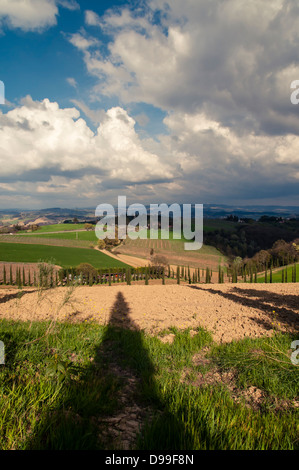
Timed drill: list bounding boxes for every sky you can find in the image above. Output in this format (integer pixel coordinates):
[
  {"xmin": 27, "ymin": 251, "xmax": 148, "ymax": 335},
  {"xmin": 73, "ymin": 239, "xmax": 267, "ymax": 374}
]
[{"xmin": 0, "ymin": 0, "xmax": 299, "ymax": 210}]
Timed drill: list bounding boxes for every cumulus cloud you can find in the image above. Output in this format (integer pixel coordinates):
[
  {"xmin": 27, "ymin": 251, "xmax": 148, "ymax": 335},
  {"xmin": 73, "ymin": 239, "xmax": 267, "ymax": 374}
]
[
  {"xmin": 1, "ymin": 0, "xmax": 299, "ymax": 206},
  {"xmin": 0, "ymin": 97, "xmax": 174, "ymax": 203},
  {"xmin": 0, "ymin": 96, "xmax": 299, "ymax": 206},
  {"xmin": 0, "ymin": 0, "xmax": 79, "ymax": 32},
  {"xmin": 78, "ymin": 0, "xmax": 299, "ymax": 137},
  {"xmin": 68, "ymin": 31, "xmax": 100, "ymax": 50},
  {"xmin": 85, "ymin": 9, "xmax": 101, "ymax": 26},
  {"xmin": 54, "ymin": 0, "xmax": 299, "ymax": 205},
  {"xmin": 0, "ymin": 0, "xmax": 58, "ymax": 31}
]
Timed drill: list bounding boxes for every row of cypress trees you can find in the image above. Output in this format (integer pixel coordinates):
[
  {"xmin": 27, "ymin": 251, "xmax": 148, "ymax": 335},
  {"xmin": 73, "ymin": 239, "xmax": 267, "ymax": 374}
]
[
  {"xmin": 0, "ymin": 265, "xmax": 58, "ymax": 288},
  {"xmin": 227, "ymin": 262, "xmax": 297, "ymax": 283},
  {"xmin": 1, "ymin": 262, "xmax": 296, "ymax": 286}
]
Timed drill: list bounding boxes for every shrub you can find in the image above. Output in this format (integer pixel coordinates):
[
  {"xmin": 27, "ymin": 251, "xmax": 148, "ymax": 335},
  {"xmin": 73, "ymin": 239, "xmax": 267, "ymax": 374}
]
[
  {"xmin": 151, "ymin": 254, "xmax": 168, "ymax": 267},
  {"xmin": 97, "ymin": 239, "xmax": 105, "ymax": 249},
  {"xmin": 75, "ymin": 263, "xmax": 98, "ymax": 279}
]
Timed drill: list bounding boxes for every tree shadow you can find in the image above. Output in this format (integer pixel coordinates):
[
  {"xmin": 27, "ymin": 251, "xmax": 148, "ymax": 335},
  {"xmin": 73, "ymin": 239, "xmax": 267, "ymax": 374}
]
[
  {"xmin": 0, "ymin": 289, "xmax": 36, "ymax": 304},
  {"xmin": 24, "ymin": 291, "xmax": 198, "ymax": 450},
  {"xmin": 187, "ymin": 285, "xmax": 299, "ymax": 333}
]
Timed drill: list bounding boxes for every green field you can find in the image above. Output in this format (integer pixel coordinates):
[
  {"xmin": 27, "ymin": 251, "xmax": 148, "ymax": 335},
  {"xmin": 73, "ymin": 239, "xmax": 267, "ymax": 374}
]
[
  {"xmin": 19, "ymin": 230, "xmax": 97, "ymax": 242},
  {"xmin": 0, "ymin": 243, "xmax": 128, "ymax": 269},
  {"xmin": 257, "ymin": 264, "xmax": 299, "ymax": 283},
  {"xmin": 33, "ymin": 223, "xmax": 86, "ymax": 233},
  {"xmin": 17, "ymin": 225, "xmax": 227, "ymax": 270},
  {"xmin": 202, "ymin": 218, "xmax": 238, "ymax": 233}
]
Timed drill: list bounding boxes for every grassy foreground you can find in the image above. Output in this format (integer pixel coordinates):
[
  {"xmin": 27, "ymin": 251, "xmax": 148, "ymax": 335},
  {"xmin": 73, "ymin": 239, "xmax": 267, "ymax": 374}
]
[{"xmin": 0, "ymin": 313, "xmax": 298, "ymax": 450}]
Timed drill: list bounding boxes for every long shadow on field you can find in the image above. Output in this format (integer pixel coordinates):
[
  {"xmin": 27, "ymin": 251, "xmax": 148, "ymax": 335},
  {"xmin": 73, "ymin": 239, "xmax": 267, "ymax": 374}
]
[
  {"xmin": 187, "ymin": 285, "xmax": 299, "ymax": 333},
  {"xmin": 0, "ymin": 290, "xmax": 36, "ymax": 304},
  {"xmin": 25, "ymin": 291, "xmax": 195, "ymax": 450}
]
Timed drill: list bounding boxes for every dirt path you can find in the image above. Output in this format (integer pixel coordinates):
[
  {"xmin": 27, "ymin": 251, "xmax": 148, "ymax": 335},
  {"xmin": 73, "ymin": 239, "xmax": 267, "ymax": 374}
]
[{"xmin": 0, "ymin": 283, "xmax": 297, "ymax": 343}]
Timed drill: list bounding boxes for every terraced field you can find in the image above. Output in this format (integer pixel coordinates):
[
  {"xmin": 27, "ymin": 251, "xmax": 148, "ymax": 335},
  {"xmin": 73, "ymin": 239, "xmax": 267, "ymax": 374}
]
[{"xmin": 115, "ymin": 236, "xmax": 227, "ymax": 270}]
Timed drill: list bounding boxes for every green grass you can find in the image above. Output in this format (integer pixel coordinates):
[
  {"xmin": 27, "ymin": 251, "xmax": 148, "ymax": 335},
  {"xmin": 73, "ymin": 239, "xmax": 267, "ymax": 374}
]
[
  {"xmin": 19, "ymin": 231, "xmax": 98, "ymax": 242},
  {"xmin": 0, "ymin": 242, "xmax": 128, "ymax": 269},
  {"xmin": 32, "ymin": 224, "xmax": 86, "ymax": 233},
  {"xmin": 257, "ymin": 264, "xmax": 299, "ymax": 283},
  {"xmin": 0, "ymin": 317, "xmax": 297, "ymax": 450},
  {"xmin": 202, "ymin": 218, "xmax": 238, "ymax": 233},
  {"xmin": 209, "ymin": 333, "xmax": 299, "ymax": 400}
]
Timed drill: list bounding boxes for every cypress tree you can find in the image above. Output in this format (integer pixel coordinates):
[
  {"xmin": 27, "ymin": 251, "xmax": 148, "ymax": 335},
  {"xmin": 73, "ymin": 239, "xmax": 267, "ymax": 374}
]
[
  {"xmin": 18, "ymin": 268, "xmax": 22, "ymax": 288},
  {"xmin": 270, "ymin": 264, "xmax": 273, "ymax": 283},
  {"xmin": 218, "ymin": 265, "xmax": 222, "ymax": 284},
  {"xmin": 177, "ymin": 266, "xmax": 180, "ymax": 284},
  {"xmin": 10, "ymin": 265, "xmax": 13, "ymax": 285},
  {"xmin": 50, "ymin": 271, "xmax": 53, "ymax": 288},
  {"xmin": 28, "ymin": 270, "xmax": 31, "ymax": 287},
  {"xmin": 3, "ymin": 265, "xmax": 6, "ymax": 285},
  {"xmin": 126, "ymin": 268, "xmax": 131, "ymax": 285}
]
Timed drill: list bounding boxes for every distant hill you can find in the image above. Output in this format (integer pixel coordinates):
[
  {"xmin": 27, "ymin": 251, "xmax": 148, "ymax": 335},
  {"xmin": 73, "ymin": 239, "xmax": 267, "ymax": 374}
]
[{"xmin": 0, "ymin": 204, "xmax": 298, "ymax": 227}]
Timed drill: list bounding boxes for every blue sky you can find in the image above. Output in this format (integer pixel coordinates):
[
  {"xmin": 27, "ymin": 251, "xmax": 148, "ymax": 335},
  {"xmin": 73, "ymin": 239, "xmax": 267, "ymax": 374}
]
[{"xmin": 0, "ymin": 0, "xmax": 299, "ymax": 209}]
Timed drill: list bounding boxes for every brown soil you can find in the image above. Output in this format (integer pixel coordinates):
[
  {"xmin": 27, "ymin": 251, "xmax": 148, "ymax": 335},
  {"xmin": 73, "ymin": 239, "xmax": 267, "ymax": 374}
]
[{"xmin": 0, "ymin": 282, "xmax": 298, "ymax": 343}]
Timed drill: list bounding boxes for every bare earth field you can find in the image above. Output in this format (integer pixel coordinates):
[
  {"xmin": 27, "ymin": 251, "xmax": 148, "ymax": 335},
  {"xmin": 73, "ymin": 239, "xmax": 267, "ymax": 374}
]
[{"xmin": 0, "ymin": 283, "xmax": 298, "ymax": 343}]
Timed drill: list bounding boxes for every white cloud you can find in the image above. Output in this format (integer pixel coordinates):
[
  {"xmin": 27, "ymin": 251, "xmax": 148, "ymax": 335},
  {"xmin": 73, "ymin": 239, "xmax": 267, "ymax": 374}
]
[
  {"xmin": 68, "ymin": 32, "xmax": 99, "ymax": 50},
  {"xmin": 85, "ymin": 9, "xmax": 101, "ymax": 26},
  {"xmin": 57, "ymin": 0, "xmax": 79, "ymax": 11},
  {"xmin": 78, "ymin": 0, "xmax": 299, "ymax": 136},
  {"xmin": 1, "ymin": 97, "xmax": 299, "ymax": 206},
  {"xmin": 0, "ymin": 0, "xmax": 79, "ymax": 32},
  {"xmin": 0, "ymin": 97, "xmax": 173, "ymax": 185},
  {"xmin": 0, "ymin": 0, "xmax": 58, "ymax": 31},
  {"xmin": 66, "ymin": 77, "xmax": 77, "ymax": 89}
]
